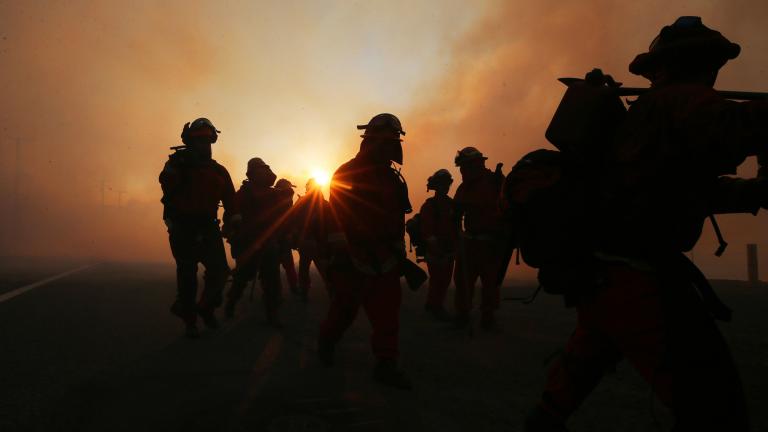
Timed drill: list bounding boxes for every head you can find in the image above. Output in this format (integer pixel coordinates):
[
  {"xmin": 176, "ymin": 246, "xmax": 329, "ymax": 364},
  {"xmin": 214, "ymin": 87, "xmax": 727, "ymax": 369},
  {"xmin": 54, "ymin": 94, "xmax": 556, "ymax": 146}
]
[
  {"xmin": 274, "ymin": 178, "xmax": 297, "ymax": 199},
  {"xmin": 427, "ymin": 169, "xmax": 453, "ymax": 196},
  {"xmin": 246, "ymin": 157, "xmax": 277, "ymax": 187},
  {"xmin": 356, "ymin": 113, "xmax": 406, "ymax": 165},
  {"xmin": 181, "ymin": 118, "xmax": 220, "ymax": 159},
  {"xmin": 306, "ymin": 178, "xmax": 319, "ymax": 194},
  {"xmin": 629, "ymin": 16, "xmax": 740, "ymax": 88},
  {"xmin": 454, "ymin": 147, "xmax": 487, "ymax": 179}
]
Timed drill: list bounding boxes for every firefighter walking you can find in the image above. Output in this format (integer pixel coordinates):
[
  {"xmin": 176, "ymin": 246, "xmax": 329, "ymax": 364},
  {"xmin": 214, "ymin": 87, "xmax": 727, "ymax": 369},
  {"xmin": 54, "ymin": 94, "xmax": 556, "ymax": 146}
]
[
  {"xmin": 453, "ymin": 147, "xmax": 506, "ymax": 332},
  {"xmin": 225, "ymin": 158, "xmax": 284, "ymax": 326},
  {"xmin": 159, "ymin": 118, "xmax": 239, "ymax": 338},
  {"xmin": 525, "ymin": 17, "xmax": 768, "ymax": 431},
  {"xmin": 419, "ymin": 169, "xmax": 458, "ymax": 321},
  {"xmin": 318, "ymin": 113, "xmax": 413, "ymax": 389}
]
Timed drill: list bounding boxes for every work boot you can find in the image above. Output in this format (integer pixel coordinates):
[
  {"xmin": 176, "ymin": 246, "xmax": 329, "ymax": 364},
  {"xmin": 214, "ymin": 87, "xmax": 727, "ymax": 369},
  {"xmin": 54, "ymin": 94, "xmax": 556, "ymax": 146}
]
[
  {"xmin": 198, "ymin": 307, "xmax": 220, "ymax": 330},
  {"xmin": 317, "ymin": 338, "xmax": 335, "ymax": 367},
  {"xmin": 373, "ymin": 359, "xmax": 413, "ymax": 390},
  {"xmin": 524, "ymin": 406, "xmax": 569, "ymax": 432}
]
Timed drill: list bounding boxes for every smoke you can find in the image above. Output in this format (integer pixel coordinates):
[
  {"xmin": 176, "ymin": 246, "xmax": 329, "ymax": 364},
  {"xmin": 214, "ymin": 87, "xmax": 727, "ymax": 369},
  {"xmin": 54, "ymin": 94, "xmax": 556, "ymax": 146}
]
[
  {"xmin": 0, "ymin": 2, "xmax": 222, "ymax": 261},
  {"xmin": 402, "ymin": 0, "xmax": 768, "ymax": 280},
  {"xmin": 1, "ymin": 0, "xmax": 765, "ymax": 280}
]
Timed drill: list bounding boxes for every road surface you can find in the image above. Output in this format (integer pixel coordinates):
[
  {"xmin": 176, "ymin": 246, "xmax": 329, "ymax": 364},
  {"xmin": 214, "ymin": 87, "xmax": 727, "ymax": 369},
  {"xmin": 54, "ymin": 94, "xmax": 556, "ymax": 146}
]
[{"xmin": 1, "ymin": 258, "xmax": 766, "ymax": 431}]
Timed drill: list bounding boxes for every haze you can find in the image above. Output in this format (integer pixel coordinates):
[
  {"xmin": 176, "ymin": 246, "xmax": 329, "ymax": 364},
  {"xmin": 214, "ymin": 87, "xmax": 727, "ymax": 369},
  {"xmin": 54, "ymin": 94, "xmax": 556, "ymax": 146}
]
[{"xmin": 1, "ymin": 0, "xmax": 766, "ymax": 280}]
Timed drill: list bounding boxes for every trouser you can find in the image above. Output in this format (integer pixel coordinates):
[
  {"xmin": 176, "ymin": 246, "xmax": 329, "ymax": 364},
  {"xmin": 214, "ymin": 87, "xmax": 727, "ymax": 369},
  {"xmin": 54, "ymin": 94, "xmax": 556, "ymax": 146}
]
[
  {"xmin": 454, "ymin": 238, "xmax": 503, "ymax": 322},
  {"xmin": 425, "ymin": 258, "xmax": 454, "ymax": 309},
  {"xmin": 319, "ymin": 268, "xmax": 402, "ymax": 360},
  {"xmin": 228, "ymin": 246, "xmax": 282, "ymax": 316},
  {"xmin": 539, "ymin": 264, "xmax": 748, "ymax": 431},
  {"xmin": 298, "ymin": 241, "xmax": 329, "ymax": 295},
  {"xmin": 168, "ymin": 221, "xmax": 230, "ymax": 324},
  {"xmin": 281, "ymin": 250, "xmax": 298, "ymax": 289}
]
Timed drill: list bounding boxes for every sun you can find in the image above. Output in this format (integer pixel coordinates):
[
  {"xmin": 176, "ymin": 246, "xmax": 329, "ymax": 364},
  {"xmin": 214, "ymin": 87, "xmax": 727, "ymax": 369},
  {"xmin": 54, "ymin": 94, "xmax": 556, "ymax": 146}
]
[{"xmin": 310, "ymin": 168, "xmax": 331, "ymax": 186}]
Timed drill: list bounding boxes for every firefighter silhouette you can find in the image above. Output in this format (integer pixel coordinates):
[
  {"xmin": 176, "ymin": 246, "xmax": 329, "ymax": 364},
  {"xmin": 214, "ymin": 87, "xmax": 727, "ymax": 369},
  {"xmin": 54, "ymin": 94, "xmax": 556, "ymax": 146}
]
[
  {"xmin": 293, "ymin": 178, "xmax": 332, "ymax": 300},
  {"xmin": 453, "ymin": 147, "xmax": 506, "ymax": 332},
  {"xmin": 159, "ymin": 118, "xmax": 239, "ymax": 338},
  {"xmin": 224, "ymin": 158, "xmax": 284, "ymax": 326},
  {"xmin": 419, "ymin": 169, "xmax": 458, "ymax": 321},
  {"xmin": 318, "ymin": 113, "xmax": 414, "ymax": 389},
  {"xmin": 274, "ymin": 178, "xmax": 300, "ymax": 294},
  {"xmin": 525, "ymin": 17, "xmax": 767, "ymax": 431}
]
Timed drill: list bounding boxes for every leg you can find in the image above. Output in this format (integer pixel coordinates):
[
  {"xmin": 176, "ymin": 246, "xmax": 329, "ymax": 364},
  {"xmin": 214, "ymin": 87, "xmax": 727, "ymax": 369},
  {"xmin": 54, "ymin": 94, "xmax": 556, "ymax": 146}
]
[
  {"xmin": 259, "ymin": 248, "xmax": 283, "ymax": 324},
  {"xmin": 594, "ymin": 266, "xmax": 748, "ymax": 431},
  {"xmin": 478, "ymin": 245, "xmax": 503, "ymax": 327},
  {"xmin": 199, "ymin": 227, "xmax": 230, "ymax": 312},
  {"xmin": 454, "ymin": 245, "xmax": 480, "ymax": 323},
  {"xmin": 281, "ymin": 250, "xmax": 298, "ymax": 292},
  {"xmin": 538, "ymin": 325, "xmax": 621, "ymax": 421},
  {"xmin": 361, "ymin": 271, "xmax": 402, "ymax": 360},
  {"xmin": 168, "ymin": 229, "xmax": 200, "ymax": 325},
  {"xmin": 298, "ymin": 248, "xmax": 312, "ymax": 297},
  {"xmin": 226, "ymin": 256, "xmax": 259, "ymax": 317},
  {"xmin": 319, "ymin": 270, "xmax": 363, "ymax": 347}
]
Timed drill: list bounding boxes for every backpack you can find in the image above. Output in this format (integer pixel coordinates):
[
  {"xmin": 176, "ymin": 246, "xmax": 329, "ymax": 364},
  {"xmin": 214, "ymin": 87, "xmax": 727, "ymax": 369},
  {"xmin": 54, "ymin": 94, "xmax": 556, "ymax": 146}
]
[{"xmin": 405, "ymin": 213, "xmax": 425, "ymax": 259}]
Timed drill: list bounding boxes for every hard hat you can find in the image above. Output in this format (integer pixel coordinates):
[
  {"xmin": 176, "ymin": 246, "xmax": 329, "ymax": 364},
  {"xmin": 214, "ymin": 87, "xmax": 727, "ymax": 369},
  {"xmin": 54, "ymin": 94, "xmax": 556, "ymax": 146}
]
[
  {"xmin": 247, "ymin": 157, "xmax": 269, "ymax": 171},
  {"xmin": 427, "ymin": 169, "xmax": 453, "ymax": 191},
  {"xmin": 357, "ymin": 113, "xmax": 406, "ymax": 140},
  {"xmin": 275, "ymin": 178, "xmax": 297, "ymax": 190},
  {"xmin": 454, "ymin": 147, "xmax": 487, "ymax": 167},
  {"xmin": 629, "ymin": 16, "xmax": 740, "ymax": 79},
  {"xmin": 181, "ymin": 117, "xmax": 220, "ymax": 145}
]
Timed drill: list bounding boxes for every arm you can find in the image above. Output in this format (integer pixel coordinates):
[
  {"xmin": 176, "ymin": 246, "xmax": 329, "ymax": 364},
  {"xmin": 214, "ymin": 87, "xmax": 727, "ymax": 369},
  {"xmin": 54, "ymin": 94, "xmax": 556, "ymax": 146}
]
[
  {"xmin": 709, "ymin": 176, "xmax": 768, "ymax": 215},
  {"xmin": 219, "ymin": 167, "xmax": 239, "ymax": 223}
]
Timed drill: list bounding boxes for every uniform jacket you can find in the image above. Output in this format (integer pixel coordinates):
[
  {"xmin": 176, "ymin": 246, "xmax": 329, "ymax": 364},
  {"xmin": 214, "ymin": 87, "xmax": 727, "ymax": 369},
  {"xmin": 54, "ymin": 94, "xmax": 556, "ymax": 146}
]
[
  {"xmin": 600, "ymin": 83, "xmax": 768, "ymax": 255},
  {"xmin": 159, "ymin": 150, "xmax": 237, "ymax": 223},
  {"xmin": 454, "ymin": 168, "xmax": 504, "ymax": 235},
  {"xmin": 419, "ymin": 195, "xmax": 458, "ymax": 254}
]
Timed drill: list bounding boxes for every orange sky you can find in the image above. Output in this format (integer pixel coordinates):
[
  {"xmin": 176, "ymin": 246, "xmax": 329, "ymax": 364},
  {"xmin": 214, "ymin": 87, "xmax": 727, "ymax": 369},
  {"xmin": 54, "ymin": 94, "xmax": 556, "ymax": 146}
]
[{"xmin": 0, "ymin": 0, "xmax": 766, "ymax": 280}]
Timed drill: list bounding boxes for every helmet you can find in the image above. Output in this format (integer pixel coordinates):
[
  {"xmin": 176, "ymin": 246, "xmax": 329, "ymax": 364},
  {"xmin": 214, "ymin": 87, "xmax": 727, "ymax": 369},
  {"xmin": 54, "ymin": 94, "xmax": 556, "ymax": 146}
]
[
  {"xmin": 357, "ymin": 113, "xmax": 406, "ymax": 140},
  {"xmin": 629, "ymin": 16, "xmax": 740, "ymax": 79},
  {"xmin": 427, "ymin": 169, "xmax": 453, "ymax": 191},
  {"xmin": 247, "ymin": 157, "xmax": 269, "ymax": 171},
  {"xmin": 181, "ymin": 117, "xmax": 220, "ymax": 145},
  {"xmin": 454, "ymin": 147, "xmax": 487, "ymax": 167},
  {"xmin": 306, "ymin": 178, "xmax": 318, "ymax": 191},
  {"xmin": 246, "ymin": 157, "xmax": 276, "ymax": 187},
  {"xmin": 275, "ymin": 178, "xmax": 297, "ymax": 190}
]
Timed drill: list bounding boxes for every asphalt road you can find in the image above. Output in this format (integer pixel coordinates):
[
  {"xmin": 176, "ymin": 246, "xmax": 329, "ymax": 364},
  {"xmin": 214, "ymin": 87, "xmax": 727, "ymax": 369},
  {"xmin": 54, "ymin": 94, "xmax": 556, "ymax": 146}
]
[{"xmin": 1, "ymin": 258, "xmax": 766, "ymax": 432}]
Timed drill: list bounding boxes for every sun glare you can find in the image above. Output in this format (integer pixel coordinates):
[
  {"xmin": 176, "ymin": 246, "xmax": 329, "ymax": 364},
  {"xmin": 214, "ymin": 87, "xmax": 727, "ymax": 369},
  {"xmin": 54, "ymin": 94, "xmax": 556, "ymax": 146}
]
[{"xmin": 311, "ymin": 169, "xmax": 331, "ymax": 186}]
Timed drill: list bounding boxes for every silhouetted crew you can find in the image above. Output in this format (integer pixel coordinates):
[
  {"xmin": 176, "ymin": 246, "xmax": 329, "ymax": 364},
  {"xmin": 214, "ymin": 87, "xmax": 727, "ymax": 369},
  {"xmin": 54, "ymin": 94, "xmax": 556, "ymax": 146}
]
[
  {"xmin": 525, "ymin": 17, "xmax": 768, "ymax": 432},
  {"xmin": 225, "ymin": 158, "xmax": 283, "ymax": 326},
  {"xmin": 294, "ymin": 178, "xmax": 331, "ymax": 300},
  {"xmin": 318, "ymin": 113, "xmax": 413, "ymax": 389},
  {"xmin": 159, "ymin": 118, "xmax": 239, "ymax": 338},
  {"xmin": 419, "ymin": 169, "xmax": 458, "ymax": 321},
  {"xmin": 274, "ymin": 178, "xmax": 300, "ymax": 294},
  {"xmin": 453, "ymin": 147, "xmax": 505, "ymax": 331}
]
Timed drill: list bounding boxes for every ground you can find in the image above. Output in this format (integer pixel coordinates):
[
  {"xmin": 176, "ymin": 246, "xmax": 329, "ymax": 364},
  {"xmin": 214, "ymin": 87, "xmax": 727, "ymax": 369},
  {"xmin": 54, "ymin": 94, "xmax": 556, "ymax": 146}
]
[{"xmin": 0, "ymin": 257, "xmax": 766, "ymax": 432}]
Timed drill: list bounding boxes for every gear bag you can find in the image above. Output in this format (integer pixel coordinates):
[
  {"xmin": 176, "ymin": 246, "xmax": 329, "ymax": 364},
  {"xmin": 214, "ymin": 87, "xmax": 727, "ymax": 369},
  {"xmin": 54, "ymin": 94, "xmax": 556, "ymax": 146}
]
[{"xmin": 405, "ymin": 213, "xmax": 425, "ymax": 259}]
